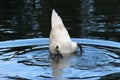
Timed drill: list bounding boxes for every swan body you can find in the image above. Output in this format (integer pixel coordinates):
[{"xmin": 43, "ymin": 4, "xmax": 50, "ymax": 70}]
[{"xmin": 49, "ymin": 9, "xmax": 82, "ymax": 55}]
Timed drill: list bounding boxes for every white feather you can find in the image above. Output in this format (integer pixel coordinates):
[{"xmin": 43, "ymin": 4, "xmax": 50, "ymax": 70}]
[
  {"xmin": 49, "ymin": 9, "xmax": 77, "ymax": 54},
  {"xmin": 51, "ymin": 9, "xmax": 63, "ymax": 28}
]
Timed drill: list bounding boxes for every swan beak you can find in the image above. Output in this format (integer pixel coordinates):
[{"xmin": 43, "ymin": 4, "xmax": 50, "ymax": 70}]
[{"xmin": 77, "ymin": 43, "xmax": 83, "ymax": 55}]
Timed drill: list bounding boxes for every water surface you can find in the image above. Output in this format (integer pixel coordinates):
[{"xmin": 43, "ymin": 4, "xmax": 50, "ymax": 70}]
[
  {"xmin": 0, "ymin": 38, "xmax": 120, "ymax": 80},
  {"xmin": 0, "ymin": 1, "xmax": 120, "ymax": 79},
  {"xmin": 0, "ymin": 0, "xmax": 120, "ymax": 41}
]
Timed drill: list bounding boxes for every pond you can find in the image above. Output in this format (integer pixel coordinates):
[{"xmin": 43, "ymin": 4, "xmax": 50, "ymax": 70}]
[
  {"xmin": 0, "ymin": 38, "xmax": 120, "ymax": 80},
  {"xmin": 0, "ymin": 0, "xmax": 120, "ymax": 80},
  {"xmin": 0, "ymin": 0, "xmax": 120, "ymax": 41}
]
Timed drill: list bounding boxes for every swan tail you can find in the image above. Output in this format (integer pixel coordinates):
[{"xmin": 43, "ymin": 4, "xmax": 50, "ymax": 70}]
[{"xmin": 51, "ymin": 9, "xmax": 64, "ymax": 28}]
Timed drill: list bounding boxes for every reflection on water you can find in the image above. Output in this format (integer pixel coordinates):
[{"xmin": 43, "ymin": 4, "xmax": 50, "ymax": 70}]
[
  {"xmin": 0, "ymin": 38, "xmax": 120, "ymax": 80},
  {"xmin": 51, "ymin": 54, "xmax": 78, "ymax": 79},
  {"xmin": 0, "ymin": 0, "xmax": 120, "ymax": 41}
]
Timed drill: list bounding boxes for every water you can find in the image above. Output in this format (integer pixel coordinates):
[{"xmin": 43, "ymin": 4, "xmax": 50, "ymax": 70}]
[
  {"xmin": 0, "ymin": 0, "xmax": 120, "ymax": 80},
  {"xmin": 0, "ymin": 38, "xmax": 120, "ymax": 80},
  {"xmin": 0, "ymin": 0, "xmax": 120, "ymax": 41}
]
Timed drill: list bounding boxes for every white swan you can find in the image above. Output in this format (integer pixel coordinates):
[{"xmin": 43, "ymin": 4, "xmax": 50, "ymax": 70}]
[{"xmin": 49, "ymin": 9, "xmax": 82, "ymax": 57}]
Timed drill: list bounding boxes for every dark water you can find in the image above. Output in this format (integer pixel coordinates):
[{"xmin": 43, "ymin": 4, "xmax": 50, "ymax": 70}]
[
  {"xmin": 0, "ymin": 38, "xmax": 120, "ymax": 80},
  {"xmin": 0, "ymin": 0, "xmax": 120, "ymax": 80},
  {"xmin": 0, "ymin": 0, "xmax": 120, "ymax": 41}
]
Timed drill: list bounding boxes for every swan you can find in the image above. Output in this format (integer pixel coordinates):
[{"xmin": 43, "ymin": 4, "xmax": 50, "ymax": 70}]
[{"xmin": 49, "ymin": 9, "xmax": 82, "ymax": 58}]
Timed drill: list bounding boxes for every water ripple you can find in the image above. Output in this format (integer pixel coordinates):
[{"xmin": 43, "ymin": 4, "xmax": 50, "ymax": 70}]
[{"xmin": 0, "ymin": 38, "xmax": 120, "ymax": 80}]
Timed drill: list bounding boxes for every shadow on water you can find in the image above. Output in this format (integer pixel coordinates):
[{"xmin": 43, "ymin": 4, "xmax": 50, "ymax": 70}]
[{"xmin": 0, "ymin": 38, "xmax": 120, "ymax": 80}]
